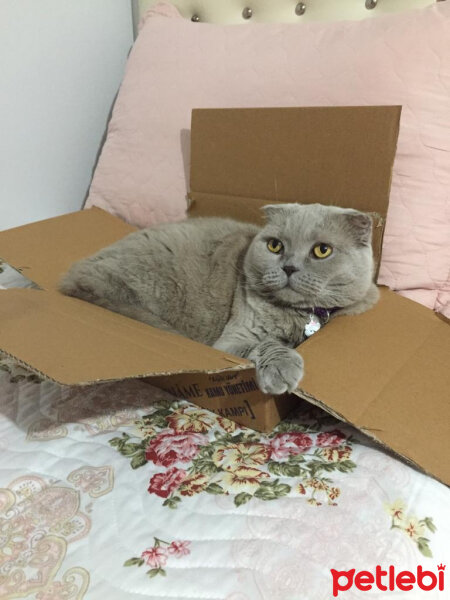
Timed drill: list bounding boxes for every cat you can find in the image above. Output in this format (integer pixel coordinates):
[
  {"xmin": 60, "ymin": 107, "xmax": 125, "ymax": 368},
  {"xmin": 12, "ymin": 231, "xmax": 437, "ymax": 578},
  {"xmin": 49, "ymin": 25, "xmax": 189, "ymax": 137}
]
[{"xmin": 59, "ymin": 203, "xmax": 379, "ymax": 395}]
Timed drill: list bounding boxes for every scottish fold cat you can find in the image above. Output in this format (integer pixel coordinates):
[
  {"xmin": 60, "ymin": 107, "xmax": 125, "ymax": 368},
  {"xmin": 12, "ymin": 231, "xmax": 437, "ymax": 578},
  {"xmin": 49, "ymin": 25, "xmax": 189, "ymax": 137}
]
[{"xmin": 60, "ymin": 203, "xmax": 378, "ymax": 395}]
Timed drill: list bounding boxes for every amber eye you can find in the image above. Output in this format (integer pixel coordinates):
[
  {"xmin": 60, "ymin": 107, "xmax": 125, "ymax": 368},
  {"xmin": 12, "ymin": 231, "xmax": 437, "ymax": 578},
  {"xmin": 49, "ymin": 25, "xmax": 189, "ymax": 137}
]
[
  {"xmin": 312, "ymin": 243, "xmax": 333, "ymax": 259},
  {"xmin": 267, "ymin": 239, "xmax": 284, "ymax": 254}
]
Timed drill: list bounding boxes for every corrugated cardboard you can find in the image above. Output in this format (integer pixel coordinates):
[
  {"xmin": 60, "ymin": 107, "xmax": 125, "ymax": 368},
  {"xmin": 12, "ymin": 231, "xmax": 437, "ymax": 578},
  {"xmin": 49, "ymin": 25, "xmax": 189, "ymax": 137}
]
[
  {"xmin": 297, "ymin": 287, "xmax": 449, "ymax": 483},
  {"xmin": 0, "ymin": 106, "xmax": 448, "ymax": 485},
  {"xmin": 151, "ymin": 371, "xmax": 299, "ymax": 429},
  {"xmin": 189, "ymin": 106, "xmax": 398, "ymax": 276}
]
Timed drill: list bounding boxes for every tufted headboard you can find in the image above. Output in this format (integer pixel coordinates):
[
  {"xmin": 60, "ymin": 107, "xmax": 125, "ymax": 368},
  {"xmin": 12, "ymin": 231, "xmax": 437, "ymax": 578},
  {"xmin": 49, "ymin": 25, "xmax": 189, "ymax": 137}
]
[{"xmin": 132, "ymin": 0, "xmax": 442, "ymax": 32}]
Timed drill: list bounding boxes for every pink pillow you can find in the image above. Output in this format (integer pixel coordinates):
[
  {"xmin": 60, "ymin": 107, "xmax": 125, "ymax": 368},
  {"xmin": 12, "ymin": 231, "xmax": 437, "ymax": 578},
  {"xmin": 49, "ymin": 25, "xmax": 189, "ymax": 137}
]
[{"xmin": 86, "ymin": 2, "xmax": 450, "ymax": 317}]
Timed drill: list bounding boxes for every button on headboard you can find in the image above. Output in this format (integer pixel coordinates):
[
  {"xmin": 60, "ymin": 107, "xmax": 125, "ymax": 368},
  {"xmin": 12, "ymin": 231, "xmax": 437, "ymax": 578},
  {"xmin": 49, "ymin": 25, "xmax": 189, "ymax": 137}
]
[{"xmin": 133, "ymin": 0, "xmax": 441, "ymax": 31}]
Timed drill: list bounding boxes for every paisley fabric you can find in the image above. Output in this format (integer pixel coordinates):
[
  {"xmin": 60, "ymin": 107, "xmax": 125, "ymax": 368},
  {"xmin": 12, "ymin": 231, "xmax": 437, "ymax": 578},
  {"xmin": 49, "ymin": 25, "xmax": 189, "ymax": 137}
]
[{"xmin": 0, "ymin": 361, "xmax": 448, "ymax": 598}]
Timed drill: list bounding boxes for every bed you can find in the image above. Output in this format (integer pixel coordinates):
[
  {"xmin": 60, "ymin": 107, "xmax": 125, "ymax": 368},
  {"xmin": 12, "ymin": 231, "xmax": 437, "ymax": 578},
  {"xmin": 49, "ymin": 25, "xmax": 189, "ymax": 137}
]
[{"xmin": 1, "ymin": 1, "xmax": 449, "ymax": 599}]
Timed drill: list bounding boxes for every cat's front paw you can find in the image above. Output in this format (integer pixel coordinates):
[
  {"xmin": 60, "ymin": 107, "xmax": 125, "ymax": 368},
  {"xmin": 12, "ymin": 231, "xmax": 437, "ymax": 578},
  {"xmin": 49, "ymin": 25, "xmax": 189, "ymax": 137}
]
[{"xmin": 256, "ymin": 350, "xmax": 304, "ymax": 395}]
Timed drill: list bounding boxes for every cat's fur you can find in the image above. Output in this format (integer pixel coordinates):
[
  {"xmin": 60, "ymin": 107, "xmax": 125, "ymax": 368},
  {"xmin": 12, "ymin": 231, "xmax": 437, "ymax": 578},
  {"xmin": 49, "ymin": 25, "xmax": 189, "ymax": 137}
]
[{"xmin": 60, "ymin": 203, "xmax": 379, "ymax": 395}]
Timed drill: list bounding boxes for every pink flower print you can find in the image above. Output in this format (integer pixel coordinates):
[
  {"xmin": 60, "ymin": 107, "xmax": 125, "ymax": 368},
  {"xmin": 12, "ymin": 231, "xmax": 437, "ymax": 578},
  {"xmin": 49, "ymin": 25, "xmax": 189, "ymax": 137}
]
[
  {"xmin": 126, "ymin": 537, "xmax": 193, "ymax": 578},
  {"xmin": 168, "ymin": 540, "xmax": 191, "ymax": 557},
  {"xmin": 148, "ymin": 467, "xmax": 187, "ymax": 498},
  {"xmin": 145, "ymin": 431, "xmax": 208, "ymax": 467},
  {"xmin": 316, "ymin": 429, "xmax": 347, "ymax": 448},
  {"xmin": 270, "ymin": 432, "xmax": 313, "ymax": 459},
  {"xmin": 141, "ymin": 546, "xmax": 168, "ymax": 568}
]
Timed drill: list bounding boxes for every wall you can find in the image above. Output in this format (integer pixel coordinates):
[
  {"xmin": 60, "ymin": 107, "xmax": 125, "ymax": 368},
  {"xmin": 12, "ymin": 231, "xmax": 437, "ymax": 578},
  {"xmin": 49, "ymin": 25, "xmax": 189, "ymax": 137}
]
[{"xmin": 0, "ymin": 0, "xmax": 134, "ymax": 230}]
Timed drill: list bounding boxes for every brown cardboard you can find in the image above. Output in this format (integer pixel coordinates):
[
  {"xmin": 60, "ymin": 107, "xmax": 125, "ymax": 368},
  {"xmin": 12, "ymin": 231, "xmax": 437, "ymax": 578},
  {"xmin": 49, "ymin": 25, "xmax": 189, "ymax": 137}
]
[
  {"xmin": 0, "ymin": 287, "xmax": 251, "ymax": 385},
  {"xmin": 151, "ymin": 371, "xmax": 299, "ymax": 431},
  {"xmin": 0, "ymin": 208, "xmax": 136, "ymax": 291},
  {"xmin": 0, "ymin": 106, "xmax": 448, "ymax": 485},
  {"xmin": 189, "ymin": 106, "xmax": 400, "ymax": 274},
  {"xmin": 296, "ymin": 287, "xmax": 450, "ymax": 483},
  {"xmin": 190, "ymin": 107, "xmax": 399, "ymax": 216}
]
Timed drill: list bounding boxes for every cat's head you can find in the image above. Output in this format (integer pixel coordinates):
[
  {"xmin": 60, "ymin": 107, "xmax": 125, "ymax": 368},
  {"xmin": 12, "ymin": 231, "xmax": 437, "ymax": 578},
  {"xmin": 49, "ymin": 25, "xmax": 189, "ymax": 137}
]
[{"xmin": 244, "ymin": 203, "xmax": 375, "ymax": 309}]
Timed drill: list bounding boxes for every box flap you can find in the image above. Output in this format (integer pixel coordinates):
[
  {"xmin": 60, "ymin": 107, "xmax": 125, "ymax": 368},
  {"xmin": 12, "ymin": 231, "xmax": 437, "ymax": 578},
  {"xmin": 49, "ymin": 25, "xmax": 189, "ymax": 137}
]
[
  {"xmin": 190, "ymin": 106, "xmax": 400, "ymax": 215},
  {"xmin": 0, "ymin": 207, "xmax": 136, "ymax": 290},
  {"xmin": 0, "ymin": 288, "xmax": 251, "ymax": 385},
  {"xmin": 189, "ymin": 106, "xmax": 400, "ymax": 267},
  {"xmin": 295, "ymin": 288, "xmax": 450, "ymax": 485}
]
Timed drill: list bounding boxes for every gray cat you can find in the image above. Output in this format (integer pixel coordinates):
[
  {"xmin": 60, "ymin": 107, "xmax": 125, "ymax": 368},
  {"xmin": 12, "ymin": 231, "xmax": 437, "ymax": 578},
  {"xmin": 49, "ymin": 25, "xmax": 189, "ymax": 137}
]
[{"xmin": 60, "ymin": 203, "xmax": 378, "ymax": 395}]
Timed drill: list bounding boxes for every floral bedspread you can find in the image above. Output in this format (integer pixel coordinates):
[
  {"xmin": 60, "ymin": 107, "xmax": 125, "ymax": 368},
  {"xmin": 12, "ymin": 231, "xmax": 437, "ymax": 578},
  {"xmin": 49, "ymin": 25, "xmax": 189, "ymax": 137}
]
[{"xmin": 0, "ymin": 264, "xmax": 449, "ymax": 599}]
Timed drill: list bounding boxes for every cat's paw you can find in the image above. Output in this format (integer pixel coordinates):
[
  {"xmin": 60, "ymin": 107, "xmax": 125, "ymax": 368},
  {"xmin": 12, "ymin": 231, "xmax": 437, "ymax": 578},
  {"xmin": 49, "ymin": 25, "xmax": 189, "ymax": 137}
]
[{"xmin": 256, "ymin": 350, "xmax": 304, "ymax": 395}]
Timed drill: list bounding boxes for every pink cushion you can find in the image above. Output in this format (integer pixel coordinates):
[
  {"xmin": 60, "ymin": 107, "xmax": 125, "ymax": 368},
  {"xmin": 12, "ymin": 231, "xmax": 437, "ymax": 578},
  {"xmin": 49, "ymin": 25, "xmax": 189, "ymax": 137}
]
[{"xmin": 86, "ymin": 2, "xmax": 450, "ymax": 317}]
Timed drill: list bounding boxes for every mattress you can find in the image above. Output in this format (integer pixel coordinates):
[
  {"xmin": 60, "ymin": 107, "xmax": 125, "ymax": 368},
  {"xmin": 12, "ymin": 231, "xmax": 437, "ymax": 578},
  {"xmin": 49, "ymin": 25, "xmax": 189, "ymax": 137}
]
[{"xmin": 0, "ymin": 263, "xmax": 448, "ymax": 599}]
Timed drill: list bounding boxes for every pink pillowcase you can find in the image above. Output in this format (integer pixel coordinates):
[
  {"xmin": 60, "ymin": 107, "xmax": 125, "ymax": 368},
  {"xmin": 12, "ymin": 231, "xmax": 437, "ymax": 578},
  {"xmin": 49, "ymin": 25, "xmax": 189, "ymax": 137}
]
[{"xmin": 86, "ymin": 2, "xmax": 450, "ymax": 317}]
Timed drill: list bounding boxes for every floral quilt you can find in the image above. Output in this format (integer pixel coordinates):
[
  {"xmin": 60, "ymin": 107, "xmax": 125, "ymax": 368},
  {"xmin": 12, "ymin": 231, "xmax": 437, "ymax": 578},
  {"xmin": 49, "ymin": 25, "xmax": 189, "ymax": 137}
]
[{"xmin": 0, "ymin": 264, "xmax": 449, "ymax": 599}]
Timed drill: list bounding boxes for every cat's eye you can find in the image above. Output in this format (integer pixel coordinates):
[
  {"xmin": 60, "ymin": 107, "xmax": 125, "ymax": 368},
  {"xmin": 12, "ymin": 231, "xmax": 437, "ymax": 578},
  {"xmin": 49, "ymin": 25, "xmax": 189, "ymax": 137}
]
[
  {"xmin": 312, "ymin": 243, "xmax": 333, "ymax": 259},
  {"xmin": 267, "ymin": 239, "xmax": 284, "ymax": 254}
]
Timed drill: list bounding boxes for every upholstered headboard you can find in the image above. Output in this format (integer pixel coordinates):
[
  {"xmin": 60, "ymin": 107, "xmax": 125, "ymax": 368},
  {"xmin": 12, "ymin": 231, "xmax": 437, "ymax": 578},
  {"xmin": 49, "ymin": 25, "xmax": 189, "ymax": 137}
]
[{"xmin": 133, "ymin": 0, "xmax": 441, "ymax": 32}]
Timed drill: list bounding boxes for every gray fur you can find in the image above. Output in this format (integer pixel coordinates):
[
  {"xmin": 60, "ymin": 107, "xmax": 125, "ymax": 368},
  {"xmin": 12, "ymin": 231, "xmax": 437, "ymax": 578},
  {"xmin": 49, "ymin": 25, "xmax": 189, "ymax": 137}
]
[{"xmin": 60, "ymin": 203, "xmax": 379, "ymax": 394}]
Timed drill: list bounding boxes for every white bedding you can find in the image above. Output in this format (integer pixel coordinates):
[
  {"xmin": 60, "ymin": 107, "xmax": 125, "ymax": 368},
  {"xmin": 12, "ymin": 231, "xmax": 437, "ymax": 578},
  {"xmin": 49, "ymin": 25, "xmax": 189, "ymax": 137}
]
[{"xmin": 0, "ymin": 265, "xmax": 449, "ymax": 599}]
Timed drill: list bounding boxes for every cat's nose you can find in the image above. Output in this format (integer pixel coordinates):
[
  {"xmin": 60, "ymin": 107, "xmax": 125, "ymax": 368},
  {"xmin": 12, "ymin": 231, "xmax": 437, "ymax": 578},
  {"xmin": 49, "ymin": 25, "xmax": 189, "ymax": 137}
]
[{"xmin": 283, "ymin": 265, "xmax": 298, "ymax": 277}]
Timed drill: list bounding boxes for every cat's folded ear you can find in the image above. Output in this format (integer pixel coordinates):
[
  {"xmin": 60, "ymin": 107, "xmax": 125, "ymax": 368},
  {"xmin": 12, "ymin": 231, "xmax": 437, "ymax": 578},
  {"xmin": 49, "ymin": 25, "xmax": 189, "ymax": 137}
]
[{"xmin": 342, "ymin": 210, "xmax": 373, "ymax": 247}]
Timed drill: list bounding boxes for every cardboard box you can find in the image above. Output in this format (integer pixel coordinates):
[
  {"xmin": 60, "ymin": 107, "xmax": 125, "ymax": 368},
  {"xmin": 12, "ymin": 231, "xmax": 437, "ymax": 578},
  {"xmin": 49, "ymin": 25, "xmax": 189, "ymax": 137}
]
[{"xmin": 0, "ymin": 107, "xmax": 448, "ymax": 486}]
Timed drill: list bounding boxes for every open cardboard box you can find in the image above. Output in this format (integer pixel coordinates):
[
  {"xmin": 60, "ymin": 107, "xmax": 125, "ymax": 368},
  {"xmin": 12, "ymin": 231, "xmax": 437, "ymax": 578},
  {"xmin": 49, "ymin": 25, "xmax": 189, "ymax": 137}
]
[{"xmin": 0, "ymin": 107, "xmax": 448, "ymax": 485}]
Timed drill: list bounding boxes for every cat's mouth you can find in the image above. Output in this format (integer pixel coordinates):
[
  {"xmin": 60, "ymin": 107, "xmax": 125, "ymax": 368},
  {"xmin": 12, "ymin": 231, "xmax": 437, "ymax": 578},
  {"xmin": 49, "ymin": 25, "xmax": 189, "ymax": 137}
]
[
  {"xmin": 277, "ymin": 282, "xmax": 319, "ymax": 306},
  {"xmin": 286, "ymin": 277, "xmax": 321, "ymax": 298},
  {"xmin": 255, "ymin": 271, "xmax": 325, "ymax": 306}
]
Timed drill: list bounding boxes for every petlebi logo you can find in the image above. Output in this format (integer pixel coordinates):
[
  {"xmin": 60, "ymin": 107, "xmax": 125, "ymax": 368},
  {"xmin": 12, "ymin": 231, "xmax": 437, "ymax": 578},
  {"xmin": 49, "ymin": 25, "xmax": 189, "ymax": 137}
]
[{"xmin": 330, "ymin": 564, "xmax": 445, "ymax": 597}]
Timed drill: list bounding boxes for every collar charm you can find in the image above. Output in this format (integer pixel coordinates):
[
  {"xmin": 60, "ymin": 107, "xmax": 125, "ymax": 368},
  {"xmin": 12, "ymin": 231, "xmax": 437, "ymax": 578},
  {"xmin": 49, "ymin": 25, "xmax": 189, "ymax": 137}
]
[{"xmin": 304, "ymin": 313, "xmax": 322, "ymax": 337}]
